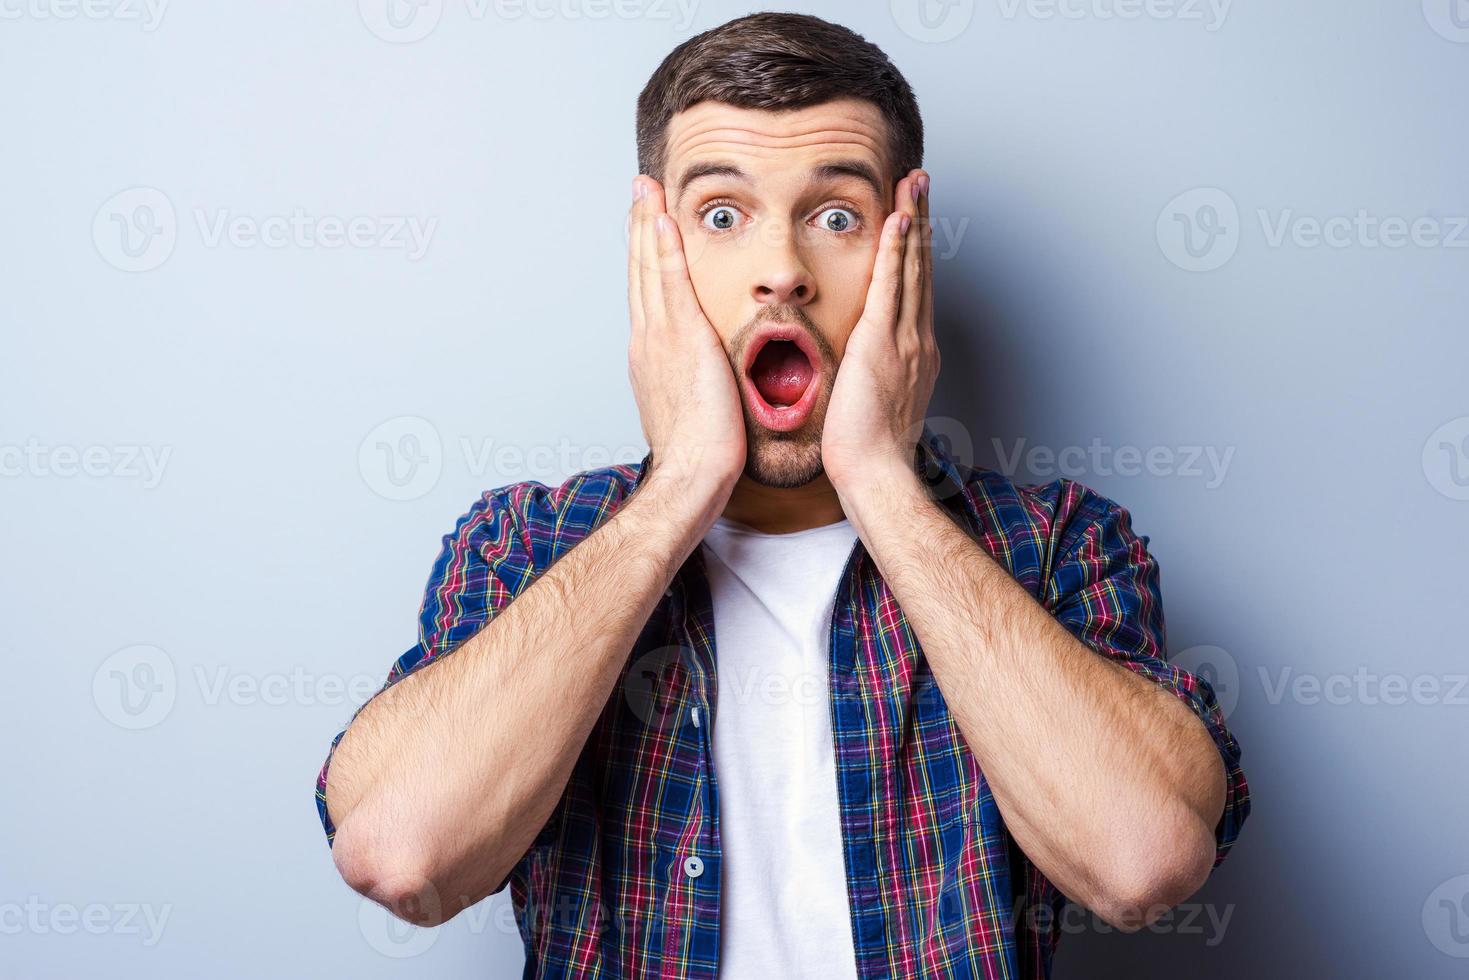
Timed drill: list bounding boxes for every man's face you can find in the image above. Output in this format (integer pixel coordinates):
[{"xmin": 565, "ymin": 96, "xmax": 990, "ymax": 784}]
[{"xmin": 661, "ymin": 97, "xmax": 894, "ymax": 489}]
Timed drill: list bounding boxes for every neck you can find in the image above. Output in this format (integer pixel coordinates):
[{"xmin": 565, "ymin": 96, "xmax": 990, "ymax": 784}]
[{"xmin": 720, "ymin": 472, "xmax": 848, "ymax": 534}]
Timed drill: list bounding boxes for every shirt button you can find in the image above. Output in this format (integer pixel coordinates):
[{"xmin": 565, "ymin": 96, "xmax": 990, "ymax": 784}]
[
  {"xmin": 682, "ymin": 856, "xmax": 704, "ymax": 879},
  {"xmin": 691, "ymin": 706, "xmax": 701, "ymax": 728}
]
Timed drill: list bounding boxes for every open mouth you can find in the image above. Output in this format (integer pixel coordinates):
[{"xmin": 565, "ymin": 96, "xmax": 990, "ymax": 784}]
[
  {"xmin": 747, "ymin": 339, "xmax": 814, "ymax": 408},
  {"xmin": 740, "ymin": 326, "xmax": 822, "ymax": 432}
]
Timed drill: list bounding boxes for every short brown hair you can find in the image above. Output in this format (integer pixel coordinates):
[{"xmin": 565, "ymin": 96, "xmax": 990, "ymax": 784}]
[{"xmin": 636, "ymin": 12, "xmax": 923, "ymax": 186}]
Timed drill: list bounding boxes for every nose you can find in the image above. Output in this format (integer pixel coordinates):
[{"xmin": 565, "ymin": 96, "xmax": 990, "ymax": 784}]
[{"xmin": 750, "ymin": 221, "xmax": 815, "ymax": 308}]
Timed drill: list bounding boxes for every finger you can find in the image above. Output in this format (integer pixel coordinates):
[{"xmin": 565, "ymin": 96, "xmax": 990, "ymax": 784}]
[
  {"xmin": 862, "ymin": 207, "xmax": 910, "ymax": 331},
  {"xmin": 629, "ymin": 176, "xmax": 648, "ymax": 339},
  {"xmin": 898, "ymin": 171, "xmax": 924, "ymax": 333},
  {"xmin": 919, "ymin": 172, "xmax": 934, "ymax": 339},
  {"xmin": 642, "ymin": 178, "xmax": 706, "ymax": 339},
  {"xmin": 653, "ymin": 212, "xmax": 705, "ymax": 333},
  {"xmin": 638, "ymin": 177, "xmax": 665, "ymax": 338}
]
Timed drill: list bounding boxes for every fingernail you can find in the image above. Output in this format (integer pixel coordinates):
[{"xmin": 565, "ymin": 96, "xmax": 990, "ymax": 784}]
[
  {"xmin": 655, "ymin": 214, "xmax": 670, "ymax": 234},
  {"xmin": 899, "ymin": 213, "xmax": 912, "ymax": 234},
  {"xmin": 918, "ymin": 174, "xmax": 930, "ymax": 197},
  {"xmin": 910, "ymin": 180, "xmax": 920, "ymax": 203}
]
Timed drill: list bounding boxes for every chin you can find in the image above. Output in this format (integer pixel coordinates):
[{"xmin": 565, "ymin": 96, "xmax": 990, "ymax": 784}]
[{"xmin": 742, "ymin": 417, "xmax": 827, "ymax": 489}]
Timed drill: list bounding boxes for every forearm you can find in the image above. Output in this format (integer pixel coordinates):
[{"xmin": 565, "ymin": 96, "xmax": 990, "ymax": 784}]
[
  {"xmin": 327, "ymin": 468, "xmax": 726, "ymax": 922},
  {"xmin": 839, "ymin": 467, "xmax": 1224, "ymax": 928}
]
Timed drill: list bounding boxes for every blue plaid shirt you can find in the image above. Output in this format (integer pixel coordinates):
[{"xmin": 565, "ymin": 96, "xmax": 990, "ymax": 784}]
[{"xmin": 318, "ymin": 423, "xmax": 1249, "ymax": 978}]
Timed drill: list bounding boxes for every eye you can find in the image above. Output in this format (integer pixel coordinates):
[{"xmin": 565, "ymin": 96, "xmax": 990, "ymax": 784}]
[
  {"xmin": 701, "ymin": 205, "xmax": 740, "ymax": 232},
  {"xmin": 815, "ymin": 207, "xmax": 858, "ymax": 233}
]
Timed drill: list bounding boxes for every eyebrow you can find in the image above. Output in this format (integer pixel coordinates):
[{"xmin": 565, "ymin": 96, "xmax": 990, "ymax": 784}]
[{"xmin": 674, "ymin": 159, "xmax": 885, "ymax": 200}]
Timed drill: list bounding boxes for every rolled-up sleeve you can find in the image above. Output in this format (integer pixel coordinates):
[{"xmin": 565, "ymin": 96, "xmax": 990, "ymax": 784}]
[
  {"xmin": 314, "ymin": 486, "xmax": 539, "ymax": 848},
  {"xmin": 1041, "ymin": 480, "xmax": 1250, "ymax": 869}
]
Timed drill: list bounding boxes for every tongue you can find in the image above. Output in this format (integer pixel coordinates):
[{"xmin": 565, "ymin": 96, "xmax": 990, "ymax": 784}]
[{"xmin": 750, "ymin": 340, "xmax": 813, "ymax": 408}]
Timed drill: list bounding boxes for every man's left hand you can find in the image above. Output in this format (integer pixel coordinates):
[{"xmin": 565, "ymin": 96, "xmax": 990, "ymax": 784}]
[{"xmin": 821, "ymin": 168, "xmax": 940, "ymax": 499}]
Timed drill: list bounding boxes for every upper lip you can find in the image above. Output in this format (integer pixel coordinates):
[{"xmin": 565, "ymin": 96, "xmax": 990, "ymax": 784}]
[{"xmin": 740, "ymin": 320, "xmax": 823, "ymax": 381}]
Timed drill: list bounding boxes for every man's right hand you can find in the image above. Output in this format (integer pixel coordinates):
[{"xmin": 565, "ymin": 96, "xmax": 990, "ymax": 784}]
[{"xmin": 627, "ymin": 175, "xmax": 746, "ymax": 499}]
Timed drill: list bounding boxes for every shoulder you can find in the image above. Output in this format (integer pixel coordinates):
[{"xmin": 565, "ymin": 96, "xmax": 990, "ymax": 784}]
[
  {"xmin": 438, "ymin": 458, "xmax": 647, "ymax": 571},
  {"xmin": 952, "ymin": 465, "xmax": 1151, "ymax": 587}
]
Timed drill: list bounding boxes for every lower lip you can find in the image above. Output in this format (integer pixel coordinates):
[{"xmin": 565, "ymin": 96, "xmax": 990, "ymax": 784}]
[{"xmin": 742, "ymin": 368, "xmax": 820, "ymax": 432}]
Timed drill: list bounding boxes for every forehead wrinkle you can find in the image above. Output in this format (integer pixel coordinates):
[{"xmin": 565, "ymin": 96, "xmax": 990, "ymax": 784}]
[
  {"xmin": 664, "ymin": 100, "xmax": 889, "ymax": 172},
  {"xmin": 668, "ymin": 126, "xmax": 884, "ymax": 162}
]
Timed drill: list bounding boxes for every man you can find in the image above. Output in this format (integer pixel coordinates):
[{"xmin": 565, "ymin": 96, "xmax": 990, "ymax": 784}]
[{"xmin": 316, "ymin": 12, "xmax": 1249, "ymax": 978}]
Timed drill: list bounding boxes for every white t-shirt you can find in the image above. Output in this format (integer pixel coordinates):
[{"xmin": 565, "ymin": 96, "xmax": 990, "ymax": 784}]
[{"xmin": 699, "ymin": 514, "xmax": 862, "ymax": 980}]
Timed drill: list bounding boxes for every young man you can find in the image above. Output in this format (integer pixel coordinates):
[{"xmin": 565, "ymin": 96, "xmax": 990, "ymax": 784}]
[{"xmin": 316, "ymin": 12, "xmax": 1249, "ymax": 978}]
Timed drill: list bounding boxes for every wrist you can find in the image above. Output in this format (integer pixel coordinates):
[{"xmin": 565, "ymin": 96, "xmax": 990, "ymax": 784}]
[
  {"xmin": 636, "ymin": 461, "xmax": 736, "ymax": 532},
  {"xmin": 834, "ymin": 457, "xmax": 927, "ymax": 537}
]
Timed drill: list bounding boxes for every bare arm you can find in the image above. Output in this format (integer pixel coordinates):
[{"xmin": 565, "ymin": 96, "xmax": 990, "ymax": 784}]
[
  {"xmin": 821, "ymin": 169, "xmax": 1231, "ymax": 932},
  {"xmin": 326, "ymin": 466, "xmax": 726, "ymax": 926},
  {"xmin": 325, "ymin": 173, "xmax": 745, "ymax": 927},
  {"xmin": 839, "ymin": 468, "xmax": 1226, "ymax": 932}
]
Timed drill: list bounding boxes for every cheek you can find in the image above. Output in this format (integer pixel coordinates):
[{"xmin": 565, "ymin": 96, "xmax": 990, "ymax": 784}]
[
  {"xmin": 682, "ymin": 237, "xmax": 751, "ymax": 344},
  {"xmin": 813, "ymin": 246, "xmax": 879, "ymax": 342}
]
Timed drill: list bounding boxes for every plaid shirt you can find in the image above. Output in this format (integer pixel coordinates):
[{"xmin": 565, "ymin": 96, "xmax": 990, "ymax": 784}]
[{"xmin": 316, "ymin": 423, "xmax": 1249, "ymax": 979}]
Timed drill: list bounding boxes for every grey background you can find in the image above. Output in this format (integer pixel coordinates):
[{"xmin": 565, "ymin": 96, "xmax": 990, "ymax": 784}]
[{"xmin": 2, "ymin": 0, "xmax": 1466, "ymax": 976}]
